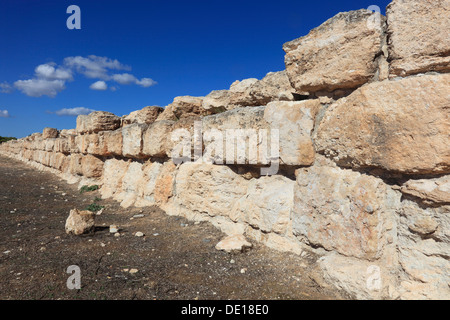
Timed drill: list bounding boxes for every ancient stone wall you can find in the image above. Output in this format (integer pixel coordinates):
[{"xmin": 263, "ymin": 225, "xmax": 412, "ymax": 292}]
[{"xmin": 1, "ymin": 0, "xmax": 449, "ymax": 299}]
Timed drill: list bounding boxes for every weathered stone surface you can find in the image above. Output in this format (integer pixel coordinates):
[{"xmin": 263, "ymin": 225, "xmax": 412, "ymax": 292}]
[
  {"xmin": 103, "ymin": 129, "xmax": 123, "ymax": 156},
  {"xmin": 318, "ymin": 253, "xmax": 393, "ymax": 300},
  {"xmin": 69, "ymin": 154, "xmax": 83, "ymax": 176},
  {"xmin": 158, "ymin": 96, "xmax": 208, "ymax": 121},
  {"xmin": 114, "ymin": 161, "xmax": 144, "ymax": 208},
  {"xmin": 42, "ymin": 128, "xmax": 59, "ymax": 139},
  {"xmin": 101, "ymin": 159, "xmax": 129, "ymax": 199},
  {"xmin": 122, "ymin": 124, "xmax": 147, "ymax": 158},
  {"xmin": 134, "ymin": 161, "xmax": 163, "ymax": 207},
  {"xmin": 201, "ymin": 107, "xmax": 269, "ymax": 165},
  {"xmin": 142, "ymin": 120, "xmax": 175, "ymax": 158},
  {"xmin": 81, "ymin": 155, "xmax": 104, "ymax": 178},
  {"xmin": 65, "ymin": 209, "xmax": 95, "ymax": 235},
  {"xmin": 401, "ymin": 175, "xmax": 450, "ymax": 204},
  {"xmin": 202, "ymin": 71, "xmax": 297, "ymax": 111},
  {"xmin": 154, "ymin": 161, "xmax": 177, "ymax": 206},
  {"xmin": 293, "ymin": 157, "xmax": 400, "ymax": 260},
  {"xmin": 232, "ymin": 175, "xmax": 294, "ymax": 235},
  {"xmin": 122, "ymin": 106, "xmax": 163, "ymax": 125},
  {"xmin": 398, "ymin": 200, "xmax": 450, "ymax": 299},
  {"xmin": 315, "ymin": 74, "xmax": 450, "ymax": 175},
  {"xmin": 264, "ymin": 100, "xmax": 320, "ymax": 166},
  {"xmin": 202, "ymin": 90, "xmax": 232, "ymax": 112},
  {"xmin": 215, "ymin": 234, "xmax": 252, "ymax": 253},
  {"xmin": 247, "ymin": 71, "xmax": 296, "ymax": 104},
  {"xmin": 387, "ymin": 0, "xmax": 450, "ymax": 77},
  {"xmin": 76, "ymin": 111, "xmax": 121, "ymax": 134},
  {"xmin": 174, "ymin": 163, "xmax": 248, "ymax": 218},
  {"xmin": 283, "ymin": 10, "xmax": 384, "ymax": 93}
]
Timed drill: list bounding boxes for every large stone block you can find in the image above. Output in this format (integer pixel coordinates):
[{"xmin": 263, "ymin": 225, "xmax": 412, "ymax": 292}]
[
  {"xmin": 174, "ymin": 163, "xmax": 248, "ymax": 218},
  {"xmin": 283, "ymin": 10, "xmax": 384, "ymax": 93},
  {"xmin": 292, "ymin": 157, "xmax": 400, "ymax": 260},
  {"xmin": 122, "ymin": 124, "xmax": 148, "ymax": 158},
  {"xmin": 76, "ymin": 111, "xmax": 121, "ymax": 134},
  {"xmin": 387, "ymin": 0, "xmax": 450, "ymax": 77},
  {"xmin": 122, "ymin": 106, "xmax": 163, "ymax": 125},
  {"xmin": 42, "ymin": 127, "xmax": 59, "ymax": 139},
  {"xmin": 103, "ymin": 129, "xmax": 123, "ymax": 156},
  {"xmin": 81, "ymin": 154, "xmax": 104, "ymax": 178},
  {"xmin": 232, "ymin": 175, "xmax": 295, "ymax": 234},
  {"xmin": 142, "ymin": 120, "xmax": 175, "ymax": 158},
  {"xmin": 264, "ymin": 100, "xmax": 320, "ymax": 166},
  {"xmin": 201, "ymin": 71, "xmax": 296, "ymax": 111},
  {"xmin": 315, "ymin": 73, "xmax": 450, "ymax": 175}
]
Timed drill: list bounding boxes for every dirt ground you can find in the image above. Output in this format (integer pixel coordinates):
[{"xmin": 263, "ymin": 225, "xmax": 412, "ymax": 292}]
[{"xmin": 0, "ymin": 155, "xmax": 343, "ymax": 300}]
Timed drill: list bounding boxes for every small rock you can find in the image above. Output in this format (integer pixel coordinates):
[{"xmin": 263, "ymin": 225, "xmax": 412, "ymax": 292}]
[
  {"xmin": 129, "ymin": 269, "xmax": 138, "ymax": 274},
  {"xmin": 133, "ymin": 214, "xmax": 145, "ymax": 219},
  {"xmin": 215, "ymin": 234, "xmax": 252, "ymax": 253},
  {"xmin": 114, "ymin": 232, "xmax": 120, "ymax": 237},
  {"xmin": 240, "ymin": 268, "xmax": 247, "ymax": 274},
  {"xmin": 65, "ymin": 209, "xmax": 95, "ymax": 236},
  {"xmin": 109, "ymin": 225, "xmax": 119, "ymax": 233},
  {"xmin": 135, "ymin": 232, "xmax": 145, "ymax": 237}
]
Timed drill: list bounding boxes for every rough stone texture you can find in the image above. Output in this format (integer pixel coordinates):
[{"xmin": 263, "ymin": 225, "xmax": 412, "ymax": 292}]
[
  {"xmin": 264, "ymin": 100, "xmax": 320, "ymax": 166},
  {"xmin": 398, "ymin": 200, "xmax": 450, "ymax": 300},
  {"xmin": 65, "ymin": 209, "xmax": 95, "ymax": 236},
  {"xmin": 202, "ymin": 71, "xmax": 296, "ymax": 111},
  {"xmin": 231, "ymin": 175, "xmax": 295, "ymax": 235},
  {"xmin": 103, "ymin": 129, "xmax": 123, "ymax": 156},
  {"xmin": 134, "ymin": 161, "xmax": 163, "ymax": 207},
  {"xmin": 154, "ymin": 161, "xmax": 177, "ymax": 207},
  {"xmin": 174, "ymin": 163, "xmax": 248, "ymax": 218},
  {"xmin": 293, "ymin": 157, "xmax": 400, "ymax": 260},
  {"xmin": 114, "ymin": 162, "xmax": 144, "ymax": 208},
  {"xmin": 81, "ymin": 155, "xmax": 104, "ymax": 178},
  {"xmin": 318, "ymin": 253, "xmax": 395, "ymax": 300},
  {"xmin": 42, "ymin": 128, "xmax": 59, "ymax": 139},
  {"xmin": 387, "ymin": 0, "xmax": 450, "ymax": 77},
  {"xmin": 122, "ymin": 106, "xmax": 163, "ymax": 126},
  {"xmin": 315, "ymin": 74, "xmax": 450, "ymax": 175},
  {"xmin": 142, "ymin": 120, "xmax": 175, "ymax": 158},
  {"xmin": 101, "ymin": 159, "xmax": 130, "ymax": 199},
  {"xmin": 401, "ymin": 175, "xmax": 450, "ymax": 205},
  {"xmin": 122, "ymin": 124, "xmax": 148, "ymax": 158},
  {"xmin": 201, "ymin": 107, "xmax": 269, "ymax": 165},
  {"xmin": 283, "ymin": 10, "xmax": 384, "ymax": 93},
  {"xmin": 215, "ymin": 234, "xmax": 253, "ymax": 253},
  {"xmin": 76, "ymin": 111, "xmax": 121, "ymax": 134}
]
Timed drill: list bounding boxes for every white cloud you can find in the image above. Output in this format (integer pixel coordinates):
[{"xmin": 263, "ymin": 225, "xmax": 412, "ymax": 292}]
[
  {"xmin": 14, "ymin": 79, "xmax": 66, "ymax": 98},
  {"xmin": 13, "ymin": 55, "xmax": 156, "ymax": 98},
  {"xmin": 136, "ymin": 77, "xmax": 157, "ymax": 88},
  {"xmin": 64, "ymin": 55, "xmax": 131, "ymax": 80},
  {"xmin": 0, "ymin": 82, "xmax": 13, "ymax": 93},
  {"xmin": 90, "ymin": 80, "xmax": 108, "ymax": 91},
  {"xmin": 0, "ymin": 110, "xmax": 10, "ymax": 118},
  {"xmin": 112, "ymin": 73, "xmax": 138, "ymax": 85},
  {"xmin": 52, "ymin": 107, "xmax": 96, "ymax": 116},
  {"xmin": 112, "ymin": 74, "xmax": 157, "ymax": 87},
  {"xmin": 35, "ymin": 63, "xmax": 73, "ymax": 81}
]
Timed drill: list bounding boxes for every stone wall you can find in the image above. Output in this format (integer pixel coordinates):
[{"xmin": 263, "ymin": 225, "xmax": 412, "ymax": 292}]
[{"xmin": 1, "ymin": 0, "xmax": 449, "ymax": 299}]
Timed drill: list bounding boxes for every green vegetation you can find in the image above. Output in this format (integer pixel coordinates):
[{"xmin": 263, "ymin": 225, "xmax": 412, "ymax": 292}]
[
  {"xmin": 79, "ymin": 185, "xmax": 99, "ymax": 194},
  {"xmin": 85, "ymin": 195, "xmax": 104, "ymax": 212},
  {"xmin": 0, "ymin": 136, "xmax": 17, "ymax": 144},
  {"xmin": 85, "ymin": 203, "xmax": 105, "ymax": 213}
]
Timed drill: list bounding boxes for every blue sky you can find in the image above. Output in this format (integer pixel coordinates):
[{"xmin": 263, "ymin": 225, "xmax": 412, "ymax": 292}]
[{"xmin": 0, "ymin": 0, "xmax": 391, "ymax": 138}]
